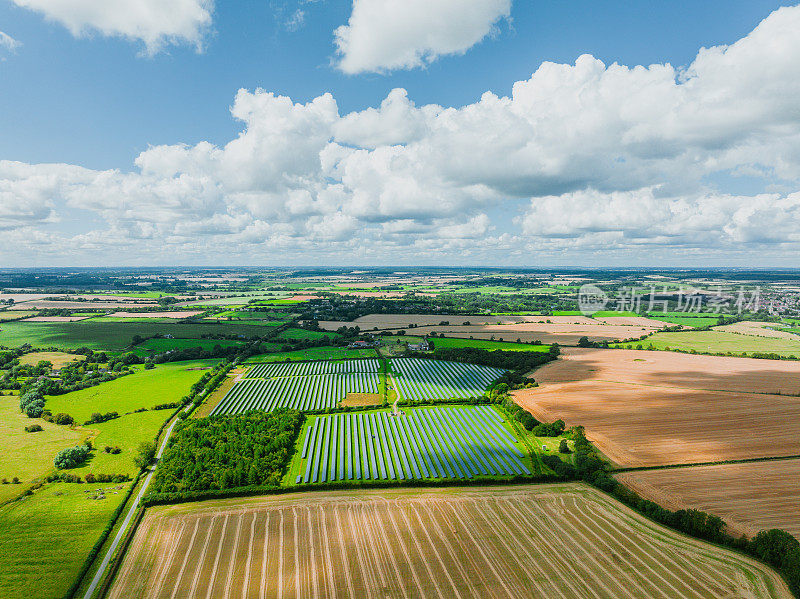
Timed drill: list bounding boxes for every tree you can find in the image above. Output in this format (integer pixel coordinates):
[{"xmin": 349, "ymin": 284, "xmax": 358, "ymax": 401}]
[
  {"xmin": 577, "ymin": 336, "xmax": 591, "ymax": 347},
  {"xmin": 134, "ymin": 441, "xmax": 157, "ymax": 470},
  {"xmin": 54, "ymin": 413, "xmax": 74, "ymax": 426},
  {"xmin": 559, "ymin": 439, "xmax": 571, "ymax": 454},
  {"xmin": 54, "ymin": 445, "xmax": 90, "ymax": 469}
]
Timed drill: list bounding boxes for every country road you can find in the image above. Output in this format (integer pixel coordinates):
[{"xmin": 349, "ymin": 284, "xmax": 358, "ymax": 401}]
[{"xmin": 83, "ymin": 402, "xmax": 191, "ymax": 599}]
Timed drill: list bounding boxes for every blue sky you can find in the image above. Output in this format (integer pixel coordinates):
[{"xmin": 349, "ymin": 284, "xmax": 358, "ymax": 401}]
[
  {"xmin": 1, "ymin": 1, "xmax": 799, "ymax": 266},
  {"xmin": 0, "ymin": 0, "xmax": 789, "ymax": 168}
]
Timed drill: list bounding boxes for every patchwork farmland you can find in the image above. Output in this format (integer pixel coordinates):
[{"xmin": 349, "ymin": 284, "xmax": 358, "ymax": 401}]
[
  {"xmin": 108, "ymin": 485, "xmax": 792, "ymax": 599},
  {"xmin": 295, "ymin": 406, "xmax": 530, "ymax": 484},
  {"xmin": 391, "ymin": 358, "xmax": 505, "ymax": 401}
]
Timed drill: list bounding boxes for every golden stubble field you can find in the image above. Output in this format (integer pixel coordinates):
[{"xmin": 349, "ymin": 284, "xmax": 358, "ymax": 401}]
[
  {"xmin": 108, "ymin": 485, "xmax": 790, "ymax": 599},
  {"xmin": 316, "ymin": 314, "xmax": 673, "ymax": 344},
  {"xmin": 513, "ymin": 348, "xmax": 800, "ymax": 467},
  {"xmin": 617, "ymin": 459, "xmax": 800, "ymax": 538}
]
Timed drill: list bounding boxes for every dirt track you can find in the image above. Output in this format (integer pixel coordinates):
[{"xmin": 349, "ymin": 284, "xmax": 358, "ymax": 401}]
[
  {"xmin": 513, "ymin": 348, "xmax": 800, "ymax": 467},
  {"xmin": 108, "ymin": 484, "xmax": 789, "ymax": 599}
]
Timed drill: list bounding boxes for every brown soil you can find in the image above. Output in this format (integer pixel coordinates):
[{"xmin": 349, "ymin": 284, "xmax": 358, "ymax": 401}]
[
  {"xmin": 340, "ymin": 393, "xmax": 382, "ymax": 407},
  {"xmin": 617, "ymin": 459, "xmax": 800, "ymax": 538},
  {"xmin": 512, "ymin": 348, "xmax": 800, "ymax": 467},
  {"xmin": 317, "ymin": 314, "xmax": 672, "ymax": 345}
]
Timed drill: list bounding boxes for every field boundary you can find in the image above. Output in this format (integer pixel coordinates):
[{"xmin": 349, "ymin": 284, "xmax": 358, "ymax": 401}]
[{"xmin": 612, "ymin": 453, "xmax": 800, "ymax": 473}]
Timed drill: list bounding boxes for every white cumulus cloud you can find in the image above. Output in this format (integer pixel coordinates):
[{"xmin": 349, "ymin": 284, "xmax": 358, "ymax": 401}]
[
  {"xmin": 4, "ymin": 4, "xmax": 800, "ymax": 265},
  {"xmin": 11, "ymin": 0, "xmax": 214, "ymax": 54},
  {"xmin": 334, "ymin": 0, "xmax": 511, "ymax": 74}
]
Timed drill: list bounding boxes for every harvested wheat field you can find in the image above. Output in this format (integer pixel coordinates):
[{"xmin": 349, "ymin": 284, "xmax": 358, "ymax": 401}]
[
  {"xmin": 18, "ymin": 351, "xmax": 85, "ymax": 368},
  {"xmin": 714, "ymin": 321, "xmax": 800, "ymax": 340},
  {"xmin": 617, "ymin": 459, "xmax": 800, "ymax": 539},
  {"xmin": 108, "ymin": 484, "xmax": 790, "ymax": 599},
  {"xmin": 316, "ymin": 314, "xmax": 674, "ymax": 344},
  {"xmin": 513, "ymin": 348, "xmax": 800, "ymax": 467},
  {"xmin": 22, "ymin": 315, "xmax": 93, "ymax": 322}
]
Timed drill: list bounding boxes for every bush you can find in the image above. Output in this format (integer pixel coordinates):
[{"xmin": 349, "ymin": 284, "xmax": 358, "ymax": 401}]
[
  {"xmin": 54, "ymin": 413, "xmax": 74, "ymax": 426},
  {"xmin": 19, "ymin": 389, "xmax": 45, "ymax": 418},
  {"xmin": 84, "ymin": 411, "xmax": 119, "ymax": 425},
  {"xmin": 24, "ymin": 424, "xmax": 44, "ymax": 433},
  {"xmin": 54, "ymin": 445, "xmax": 90, "ymax": 469}
]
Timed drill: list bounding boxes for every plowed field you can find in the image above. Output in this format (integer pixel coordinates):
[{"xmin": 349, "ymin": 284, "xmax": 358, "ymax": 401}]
[
  {"xmin": 617, "ymin": 459, "xmax": 800, "ymax": 538},
  {"xmin": 513, "ymin": 348, "xmax": 800, "ymax": 466}
]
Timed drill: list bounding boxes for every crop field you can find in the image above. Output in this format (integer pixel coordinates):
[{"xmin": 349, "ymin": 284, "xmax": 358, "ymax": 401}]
[
  {"xmin": 617, "ymin": 459, "xmax": 800, "ymax": 539},
  {"xmin": 18, "ymin": 350, "xmax": 85, "ymax": 367},
  {"xmin": 383, "ymin": 335, "xmax": 550, "ymax": 352},
  {"xmin": 211, "ymin": 359, "xmax": 382, "ymax": 414},
  {"xmin": 368, "ymin": 321, "xmax": 669, "ymax": 345},
  {"xmin": 391, "ymin": 358, "xmax": 504, "ymax": 401},
  {"xmin": 108, "ymin": 484, "xmax": 791, "ymax": 599},
  {"xmin": 714, "ymin": 320, "xmax": 800, "ymax": 340},
  {"xmin": 620, "ymin": 330, "xmax": 800, "ymax": 357},
  {"xmin": 513, "ymin": 348, "xmax": 800, "ymax": 467},
  {"xmin": 246, "ymin": 346, "xmax": 379, "ymax": 362},
  {"xmin": 294, "ymin": 406, "xmax": 531, "ymax": 483},
  {"xmin": 0, "ymin": 320, "xmax": 276, "ymax": 350}
]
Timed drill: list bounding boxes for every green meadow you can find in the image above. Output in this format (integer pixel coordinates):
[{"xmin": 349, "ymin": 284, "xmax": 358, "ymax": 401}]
[{"xmin": 46, "ymin": 360, "xmax": 218, "ymax": 422}]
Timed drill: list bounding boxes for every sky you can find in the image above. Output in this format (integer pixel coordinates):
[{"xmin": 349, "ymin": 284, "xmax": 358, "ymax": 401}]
[{"xmin": 1, "ymin": 0, "xmax": 799, "ymax": 267}]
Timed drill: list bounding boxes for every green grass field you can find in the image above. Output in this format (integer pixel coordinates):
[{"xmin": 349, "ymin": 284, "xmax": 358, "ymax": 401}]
[
  {"xmin": 0, "ymin": 320, "xmax": 273, "ymax": 350},
  {"xmin": 246, "ymin": 346, "xmax": 379, "ymax": 362},
  {"xmin": 430, "ymin": 337, "xmax": 550, "ymax": 352},
  {"xmin": 46, "ymin": 360, "xmax": 218, "ymax": 422},
  {"xmin": 0, "ymin": 481, "xmax": 127, "ymax": 599},
  {"xmin": 646, "ymin": 312, "xmax": 721, "ymax": 327},
  {"xmin": 276, "ymin": 327, "xmax": 337, "ymax": 341},
  {"xmin": 646, "ymin": 315, "xmax": 719, "ymax": 327},
  {"xmin": 614, "ymin": 330, "xmax": 800, "ymax": 357},
  {"xmin": 0, "ymin": 397, "xmax": 87, "ymax": 503},
  {"xmin": 131, "ymin": 337, "xmax": 244, "ymax": 356},
  {"xmin": 78, "ymin": 410, "xmax": 172, "ymax": 476}
]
